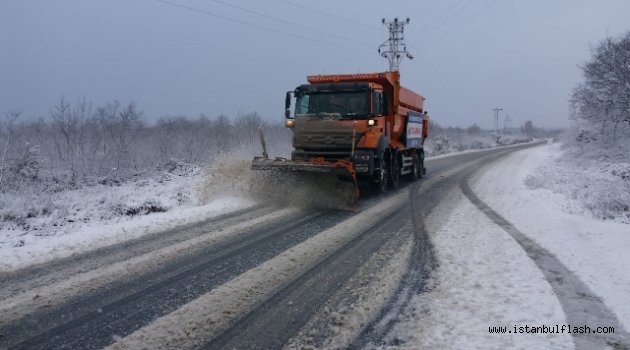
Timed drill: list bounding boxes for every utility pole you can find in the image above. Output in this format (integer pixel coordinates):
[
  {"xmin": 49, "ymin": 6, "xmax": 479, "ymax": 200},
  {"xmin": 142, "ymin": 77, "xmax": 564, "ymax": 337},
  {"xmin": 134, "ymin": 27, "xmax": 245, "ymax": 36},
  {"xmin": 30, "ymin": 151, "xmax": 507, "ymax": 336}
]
[
  {"xmin": 492, "ymin": 108, "xmax": 502, "ymax": 142},
  {"xmin": 378, "ymin": 18, "xmax": 413, "ymax": 71}
]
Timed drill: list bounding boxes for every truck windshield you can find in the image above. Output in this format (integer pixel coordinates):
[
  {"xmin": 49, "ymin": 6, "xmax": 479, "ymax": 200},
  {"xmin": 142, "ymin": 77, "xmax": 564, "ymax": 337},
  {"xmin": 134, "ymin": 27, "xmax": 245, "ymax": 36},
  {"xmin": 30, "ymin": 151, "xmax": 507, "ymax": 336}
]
[{"xmin": 296, "ymin": 92, "xmax": 369, "ymax": 118}]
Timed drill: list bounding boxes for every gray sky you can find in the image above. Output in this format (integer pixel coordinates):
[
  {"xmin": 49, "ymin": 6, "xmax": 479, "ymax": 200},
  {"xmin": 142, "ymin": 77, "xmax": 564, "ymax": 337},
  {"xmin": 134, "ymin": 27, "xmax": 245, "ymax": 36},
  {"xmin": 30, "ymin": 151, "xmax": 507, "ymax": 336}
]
[{"xmin": 1, "ymin": 0, "xmax": 629, "ymax": 129}]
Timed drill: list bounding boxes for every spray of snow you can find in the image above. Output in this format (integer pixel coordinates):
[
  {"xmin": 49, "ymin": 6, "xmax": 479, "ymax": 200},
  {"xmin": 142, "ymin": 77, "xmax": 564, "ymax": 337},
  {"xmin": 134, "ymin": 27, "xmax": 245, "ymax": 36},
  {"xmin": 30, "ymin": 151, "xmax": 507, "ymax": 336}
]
[{"xmin": 198, "ymin": 153, "xmax": 355, "ymax": 209}]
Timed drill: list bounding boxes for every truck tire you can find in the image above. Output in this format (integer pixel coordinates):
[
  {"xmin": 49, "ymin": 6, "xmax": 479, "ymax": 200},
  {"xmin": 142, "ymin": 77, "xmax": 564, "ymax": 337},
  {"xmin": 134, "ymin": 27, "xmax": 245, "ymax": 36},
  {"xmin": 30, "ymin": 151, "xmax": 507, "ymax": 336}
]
[
  {"xmin": 410, "ymin": 153, "xmax": 420, "ymax": 181},
  {"xmin": 415, "ymin": 151, "xmax": 425, "ymax": 179},
  {"xmin": 421, "ymin": 151, "xmax": 427, "ymax": 176},
  {"xmin": 387, "ymin": 151, "xmax": 400, "ymax": 189},
  {"xmin": 370, "ymin": 153, "xmax": 388, "ymax": 195}
]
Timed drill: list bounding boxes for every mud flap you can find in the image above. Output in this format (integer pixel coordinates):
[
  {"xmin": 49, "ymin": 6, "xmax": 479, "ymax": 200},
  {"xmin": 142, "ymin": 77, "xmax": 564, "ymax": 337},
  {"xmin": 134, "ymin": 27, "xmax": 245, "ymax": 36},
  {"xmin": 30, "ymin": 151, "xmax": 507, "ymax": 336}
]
[{"xmin": 251, "ymin": 157, "xmax": 359, "ymax": 209}]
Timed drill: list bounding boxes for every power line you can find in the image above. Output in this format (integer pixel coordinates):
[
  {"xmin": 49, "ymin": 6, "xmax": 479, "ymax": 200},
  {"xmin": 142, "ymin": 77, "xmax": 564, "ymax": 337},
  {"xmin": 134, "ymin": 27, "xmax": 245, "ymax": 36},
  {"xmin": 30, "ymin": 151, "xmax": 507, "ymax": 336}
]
[
  {"xmin": 414, "ymin": 52, "xmax": 483, "ymax": 110},
  {"xmin": 402, "ymin": 0, "xmax": 500, "ymax": 114},
  {"xmin": 410, "ymin": 0, "xmax": 475, "ymax": 46},
  {"xmin": 155, "ymin": 0, "xmax": 373, "ymax": 55},
  {"xmin": 276, "ymin": 0, "xmax": 380, "ymax": 32},
  {"xmin": 405, "ymin": 67, "xmax": 481, "ymax": 125},
  {"xmin": 421, "ymin": 0, "xmax": 500, "ymax": 51},
  {"xmin": 209, "ymin": 0, "xmax": 374, "ymax": 48},
  {"xmin": 411, "ymin": 0, "xmax": 467, "ymax": 38}
]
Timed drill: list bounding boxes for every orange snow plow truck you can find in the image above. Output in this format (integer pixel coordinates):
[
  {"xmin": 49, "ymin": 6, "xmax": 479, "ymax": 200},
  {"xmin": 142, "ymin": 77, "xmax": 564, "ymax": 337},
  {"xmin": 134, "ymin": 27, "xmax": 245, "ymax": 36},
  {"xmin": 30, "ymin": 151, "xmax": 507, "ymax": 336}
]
[{"xmin": 252, "ymin": 71, "xmax": 429, "ymax": 208}]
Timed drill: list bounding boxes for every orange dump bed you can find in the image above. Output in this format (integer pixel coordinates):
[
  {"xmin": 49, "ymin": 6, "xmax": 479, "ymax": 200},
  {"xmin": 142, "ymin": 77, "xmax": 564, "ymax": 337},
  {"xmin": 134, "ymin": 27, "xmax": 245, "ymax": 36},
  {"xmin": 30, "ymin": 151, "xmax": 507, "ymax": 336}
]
[
  {"xmin": 307, "ymin": 72, "xmax": 392, "ymax": 84},
  {"xmin": 399, "ymin": 86, "xmax": 424, "ymax": 112}
]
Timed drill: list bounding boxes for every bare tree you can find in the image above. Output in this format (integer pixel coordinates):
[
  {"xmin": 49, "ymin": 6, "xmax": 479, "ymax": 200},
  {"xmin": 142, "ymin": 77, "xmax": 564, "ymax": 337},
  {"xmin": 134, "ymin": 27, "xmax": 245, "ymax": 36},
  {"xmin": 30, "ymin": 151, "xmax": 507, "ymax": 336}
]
[
  {"xmin": 113, "ymin": 102, "xmax": 144, "ymax": 173},
  {"xmin": 234, "ymin": 111, "xmax": 266, "ymax": 145},
  {"xmin": 0, "ymin": 111, "xmax": 21, "ymax": 191},
  {"xmin": 50, "ymin": 96, "xmax": 92, "ymax": 183},
  {"xmin": 1, "ymin": 95, "xmax": 290, "ymax": 192},
  {"xmin": 522, "ymin": 120, "xmax": 535, "ymax": 137},
  {"xmin": 571, "ymin": 31, "xmax": 630, "ymax": 145}
]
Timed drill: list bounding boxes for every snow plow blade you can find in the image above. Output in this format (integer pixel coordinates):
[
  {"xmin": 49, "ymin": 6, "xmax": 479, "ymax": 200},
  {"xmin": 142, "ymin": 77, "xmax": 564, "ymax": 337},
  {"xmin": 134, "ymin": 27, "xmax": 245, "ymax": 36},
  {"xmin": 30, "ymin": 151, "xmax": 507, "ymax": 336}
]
[{"xmin": 251, "ymin": 157, "xmax": 359, "ymax": 209}]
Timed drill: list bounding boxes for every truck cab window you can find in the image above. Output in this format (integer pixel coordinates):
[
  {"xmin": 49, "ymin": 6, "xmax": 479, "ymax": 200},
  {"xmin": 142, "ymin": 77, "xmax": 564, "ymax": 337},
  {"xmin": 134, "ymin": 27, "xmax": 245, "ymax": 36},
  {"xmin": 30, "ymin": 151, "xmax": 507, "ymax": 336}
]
[
  {"xmin": 296, "ymin": 95, "xmax": 312, "ymax": 114},
  {"xmin": 296, "ymin": 92, "xmax": 369, "ymax": 117}
]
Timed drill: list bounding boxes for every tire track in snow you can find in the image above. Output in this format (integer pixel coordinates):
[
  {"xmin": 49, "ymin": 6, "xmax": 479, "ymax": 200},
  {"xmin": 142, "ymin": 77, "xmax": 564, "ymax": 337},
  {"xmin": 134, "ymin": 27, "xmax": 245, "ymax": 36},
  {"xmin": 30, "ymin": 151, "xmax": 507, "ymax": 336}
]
[
  {"xmin": 350, "ymin": 149, "xmax": 518, "ymax": 349},
  {"xmin": 106, "ymin": 183, "xmax": 418, "ymax": 350},
  {"xmin": 461, "ymin": 178, "xmax": 630, "ymax": 350},
  {"xmin": 2, "ymin": 207, "xmax": 343, "ymax": 349},
  {"xmin": 0, "ymin": 204, "xmax": 271, "ymax": 299}
]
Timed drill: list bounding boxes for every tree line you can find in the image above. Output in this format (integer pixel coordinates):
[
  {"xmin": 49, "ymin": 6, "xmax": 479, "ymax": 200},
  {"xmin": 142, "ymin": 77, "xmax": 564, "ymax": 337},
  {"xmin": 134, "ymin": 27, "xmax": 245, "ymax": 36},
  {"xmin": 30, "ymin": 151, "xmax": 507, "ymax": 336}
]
[{"xmin": 0, "ymin": 97, "xmax": 289, "ymax": 192}]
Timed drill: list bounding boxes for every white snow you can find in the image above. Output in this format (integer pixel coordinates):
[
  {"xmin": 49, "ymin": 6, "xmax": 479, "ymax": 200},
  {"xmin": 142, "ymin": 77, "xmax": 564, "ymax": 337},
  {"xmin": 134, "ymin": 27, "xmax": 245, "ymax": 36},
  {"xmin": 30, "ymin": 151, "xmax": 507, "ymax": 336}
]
[
  {"xmin": 472, "ymin": 143, "xmax": 630, "ymax": 330},
  {"xmin": 0, "ymin": 135, "xmax": 534, "ymax": 273},
  {"xmin": 0, "ymin": 195, "xmax": 254, "ymax": 272},
  {"xmin": 107, "ymin": 183, "xmax": 416, "ymax": 350},
  {"xmin": 425, "ymin": 138, "xmax": 539, "ymax": 160},
  {"xmin": 5, "ymin": 138, "xmax": 613, "ymax": 349},
  {"xmin": 381, "ymin": 142, "xmax": 630, "ymax": 349},
  {"xmin": 0, "ymin": 207, "xmax": 298, "ymax": 324},
  {"xmin": 0, "ymin": 159, "xmax": 259, "ymax": 272},
  {"xmin": 380, "ymin": 188, "xmax": 573, "ymax": 350},
  {"xmin": 285, "ymin": 225, "xmax": 414, "ymax": 350},
  {"xmin": 107, "ymin": 158, "xmax": 483, "ymax": 350}
]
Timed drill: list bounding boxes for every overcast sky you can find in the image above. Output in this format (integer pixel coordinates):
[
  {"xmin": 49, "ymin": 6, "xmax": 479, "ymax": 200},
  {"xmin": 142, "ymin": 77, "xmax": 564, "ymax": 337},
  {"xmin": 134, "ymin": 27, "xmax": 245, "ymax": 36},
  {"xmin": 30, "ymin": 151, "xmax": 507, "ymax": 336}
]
[{"xmin": 2, "ymin": 0, "xmax": 629, "ymax": 129}]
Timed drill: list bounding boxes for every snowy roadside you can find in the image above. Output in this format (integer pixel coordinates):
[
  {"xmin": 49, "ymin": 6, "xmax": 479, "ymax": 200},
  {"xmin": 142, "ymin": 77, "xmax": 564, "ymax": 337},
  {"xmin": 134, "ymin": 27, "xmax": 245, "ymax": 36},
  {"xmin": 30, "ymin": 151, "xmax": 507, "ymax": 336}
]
[
  {"xmin": 472, "ymin": 143, "xmax": 630, "ymax": 330},
  {"xmin": 379, "ymin": 187, "xmax": 573, "ymax": 350},
  {"xmin": 0, "ymin": 164, "xmax": 256, "ymax": 272},
  {"xmin": 426, "ymin": 138, "xmax": 539, "ymax": 160},
  {"xmin": 380, "ymin": 142, "xmax": 630, "ymax": 349}
]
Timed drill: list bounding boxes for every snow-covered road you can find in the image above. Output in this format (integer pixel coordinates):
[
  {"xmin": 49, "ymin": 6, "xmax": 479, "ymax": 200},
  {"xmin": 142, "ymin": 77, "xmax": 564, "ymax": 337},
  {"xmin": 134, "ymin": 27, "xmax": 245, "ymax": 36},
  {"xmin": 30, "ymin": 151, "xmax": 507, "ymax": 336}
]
[
  {"xmin": 5, "ymin": 141, "xmax": 625, "ymax": 350},
  {"xmin": 381, "ymin": 143, "xmax": 630, "ymax": 350}
]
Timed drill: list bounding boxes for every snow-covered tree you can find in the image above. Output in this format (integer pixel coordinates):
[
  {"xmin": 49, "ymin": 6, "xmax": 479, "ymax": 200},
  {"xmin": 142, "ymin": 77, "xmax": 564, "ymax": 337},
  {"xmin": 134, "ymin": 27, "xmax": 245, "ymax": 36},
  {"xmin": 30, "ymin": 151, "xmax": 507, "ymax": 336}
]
[{"xmin": 571, "ymin": 31, "xmax": 630, "ymax": 145}]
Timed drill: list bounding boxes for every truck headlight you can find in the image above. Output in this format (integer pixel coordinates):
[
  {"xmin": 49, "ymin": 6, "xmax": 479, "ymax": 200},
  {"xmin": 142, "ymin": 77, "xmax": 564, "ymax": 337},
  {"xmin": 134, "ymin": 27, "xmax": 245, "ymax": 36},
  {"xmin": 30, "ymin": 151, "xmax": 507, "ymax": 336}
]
[
  {"xmin": 285, "ymin": 119, "xmax": 295, "ymax": 128},
  {"xmin": 354, "ymin": 153, "xmax": 371, "ymax": 161},
  {"xmin": 368, "ymin": 119, "xmax": 375, "ymax": 126}
]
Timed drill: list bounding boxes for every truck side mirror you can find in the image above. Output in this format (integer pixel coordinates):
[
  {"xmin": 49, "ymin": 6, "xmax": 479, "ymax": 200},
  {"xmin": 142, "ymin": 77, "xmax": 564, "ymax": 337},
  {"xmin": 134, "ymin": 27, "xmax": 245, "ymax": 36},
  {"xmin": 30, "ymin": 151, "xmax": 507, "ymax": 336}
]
[
  {"xmin": 285, "ymin": 91, "xmax": 293, "ymax": 119},
  {"xmin": 372, "ymin": 91, "xmax": 383, "ymax": 116}
]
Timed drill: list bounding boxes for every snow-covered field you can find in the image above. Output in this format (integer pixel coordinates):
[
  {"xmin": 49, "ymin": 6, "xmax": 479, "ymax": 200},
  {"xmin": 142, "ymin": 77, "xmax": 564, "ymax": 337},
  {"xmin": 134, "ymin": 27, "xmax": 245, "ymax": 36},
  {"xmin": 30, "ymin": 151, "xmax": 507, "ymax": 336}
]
[
  {"xmin": 0, "ymin": 159, "xmax": 257, "ymax": 272},
  {"xmin": 525, "ymin": 143, "xmax": 630, "ymax": 224},
  {"xmin": 383, "ymin": 142, "xmax": 630, "ymax": 349}
]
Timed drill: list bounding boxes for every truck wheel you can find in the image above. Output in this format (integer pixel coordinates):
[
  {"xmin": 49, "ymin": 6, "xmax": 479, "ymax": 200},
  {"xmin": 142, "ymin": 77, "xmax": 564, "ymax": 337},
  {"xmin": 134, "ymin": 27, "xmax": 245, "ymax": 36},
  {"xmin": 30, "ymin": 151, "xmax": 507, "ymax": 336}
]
[
  {"xmin": 416, "ymin": 151, "xmax": 425, "ymax": 179},
  {"xmin": 370, "ymin": 156, "xmax": 387, "ymax": 195},
  {"xmin": 421, "ymin": 151, "xmax": 427, "ymax": 176},
  {"xmin": 388, "ymin": 152, "xmax": 400, "ymax": 189},
  {"xmin": 410, "ymin": 153, "xmax": 420, "ymax": 181}
]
